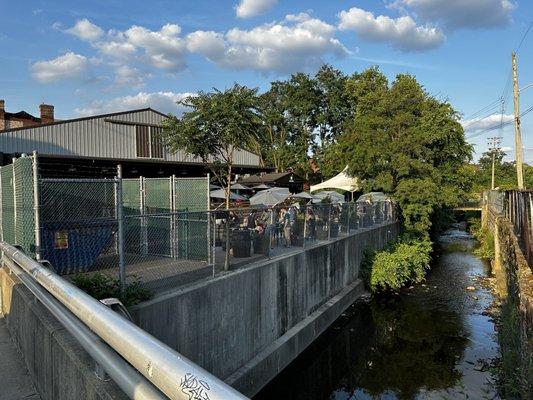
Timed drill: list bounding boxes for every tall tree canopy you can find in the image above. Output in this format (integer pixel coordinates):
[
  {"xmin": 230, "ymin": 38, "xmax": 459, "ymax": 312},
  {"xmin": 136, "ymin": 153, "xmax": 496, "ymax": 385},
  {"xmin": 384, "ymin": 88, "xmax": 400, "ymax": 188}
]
[
  {"xmin": 325, "ymin": 68, "xmax": 473, "ymax": 238},
  {"xmin": 162, "ymin": 84, "xmax": 262, "ymax": 208}
]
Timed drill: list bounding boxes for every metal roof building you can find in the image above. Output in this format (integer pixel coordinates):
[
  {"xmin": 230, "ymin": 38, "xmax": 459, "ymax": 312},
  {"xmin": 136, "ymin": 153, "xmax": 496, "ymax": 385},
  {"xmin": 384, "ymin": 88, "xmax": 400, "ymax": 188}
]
[{"xmin": 0, "ymin": 108, "xmax": 268, "ymax": 177}]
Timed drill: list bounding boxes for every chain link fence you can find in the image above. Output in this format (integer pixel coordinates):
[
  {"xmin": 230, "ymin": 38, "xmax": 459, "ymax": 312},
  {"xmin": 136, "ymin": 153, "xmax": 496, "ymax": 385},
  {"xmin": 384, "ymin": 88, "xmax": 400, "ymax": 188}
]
[
  {"xmin": 0, "ymin": 155, "xmax": 397, "ymax": 295},
  {"xmin": 0, "ymin": 155, "xmax": 36, "ymax": 255}
]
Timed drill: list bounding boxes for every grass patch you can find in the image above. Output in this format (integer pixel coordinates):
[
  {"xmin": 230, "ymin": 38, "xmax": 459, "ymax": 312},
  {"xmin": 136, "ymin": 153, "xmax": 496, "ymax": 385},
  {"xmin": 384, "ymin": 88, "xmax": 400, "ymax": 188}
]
[{"xmin": 71, "ymin": 273, "xmax": 153, "ymax": 307}]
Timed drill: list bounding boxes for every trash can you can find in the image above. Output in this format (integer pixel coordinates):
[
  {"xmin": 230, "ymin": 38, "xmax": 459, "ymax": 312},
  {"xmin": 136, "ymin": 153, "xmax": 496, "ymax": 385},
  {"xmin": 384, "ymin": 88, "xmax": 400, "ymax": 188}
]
[
  {"xmin": 231, "ymin": 229, "xmax": 251, "ymax": 258},
  {"xmin": 40, "ymin": 219, "xmax": 117, "ymax": 274}
]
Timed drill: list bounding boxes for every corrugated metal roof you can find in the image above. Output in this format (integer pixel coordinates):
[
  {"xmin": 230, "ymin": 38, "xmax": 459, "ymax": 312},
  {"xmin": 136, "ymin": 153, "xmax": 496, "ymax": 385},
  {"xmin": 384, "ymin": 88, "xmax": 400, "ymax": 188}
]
[{"xmin": 0, "ymin": 108, "xmax": 261, "ymax": 167}]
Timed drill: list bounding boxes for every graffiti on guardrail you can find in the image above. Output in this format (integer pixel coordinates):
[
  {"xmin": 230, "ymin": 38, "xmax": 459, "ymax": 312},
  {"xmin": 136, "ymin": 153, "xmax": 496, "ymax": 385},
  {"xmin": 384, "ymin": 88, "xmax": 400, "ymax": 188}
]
[{"xmin": 180, "ymin": 372, "xmax": 211, "ymax": 400}]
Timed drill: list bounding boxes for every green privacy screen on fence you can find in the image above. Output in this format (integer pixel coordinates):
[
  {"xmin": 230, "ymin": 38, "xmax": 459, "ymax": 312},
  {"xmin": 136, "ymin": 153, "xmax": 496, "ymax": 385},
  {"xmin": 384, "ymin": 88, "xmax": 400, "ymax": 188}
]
[
  {"xmin": 121, "ymin": 176, "xmax": 209, "ymax": 261},
  {"xmin": 175, "ymin": 177, "xmax": 209, "ymax": 260},
  {"xmin": 0, "ymin": 156, "xmax": 35, "ymax": 256}
]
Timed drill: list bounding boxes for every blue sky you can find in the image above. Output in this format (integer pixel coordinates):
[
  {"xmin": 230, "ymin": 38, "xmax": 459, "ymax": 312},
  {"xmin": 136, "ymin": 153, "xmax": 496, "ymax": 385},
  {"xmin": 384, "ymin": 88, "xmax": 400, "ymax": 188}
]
[{"xmin": 1, "ymin": 0, "xmax": 532, "ymax": 161}]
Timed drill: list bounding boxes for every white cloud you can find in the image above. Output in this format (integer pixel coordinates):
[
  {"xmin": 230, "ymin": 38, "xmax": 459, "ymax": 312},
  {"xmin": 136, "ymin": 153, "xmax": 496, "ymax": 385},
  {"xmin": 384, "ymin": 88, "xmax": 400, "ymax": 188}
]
[
  {"xmin": 338, "ymin": 7, "xmax": 444, "ymax": 52},
  {"xmin": 94, "ymin": 40, "xmax": 137, "ymax": 60},
  {"xmin": 31, "ymin": 52, "xmax": 91, "ymax": 83},
  {"xmin": 392, "ymin": 0, "xmax": 516, "ymax": 30},
  {"xmin": 123, "ymin": 24, "xmax": 187, "ymax": 71},
  {"xmin": 461, "ymin": 113, "xmax": 514, "ymax": 132},
  {"xmin": 236, "ymin": 0, "xmax": 277, "ymax": 18},
  {"xmin": 189, "ymin": 13, "xmax": 347, "ymax": 73},
  {"xmin": 74, "ymin": 91, "xmax": 195, "ymax": 116},
  {"xmin": 114, "ymin": 65, "xmax": 145, "ymax": 88},
  {"xmin": 66, "ymin": 18, "xmax": 104, "ymax": 42},
  {"xmin": 186, "ymin": 31, "xmax": 226, "ymax": 60}
]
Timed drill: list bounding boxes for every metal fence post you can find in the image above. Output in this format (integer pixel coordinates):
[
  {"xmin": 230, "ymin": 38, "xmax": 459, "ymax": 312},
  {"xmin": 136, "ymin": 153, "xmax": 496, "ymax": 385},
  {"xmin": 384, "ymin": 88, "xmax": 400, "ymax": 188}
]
[
  {"xmin": 347, "ymin": 202, "xmax": 351, "ymax": 234},
  {"xmin": 32, "ymin": 151, "xmax": 41, "ymax": 260},
  {"xmin": 302, "ymin": 205, "xmax": 307, "ymax": 249},
  {"xmin": 12, "ymin": 158, "xmax": 17, "ymax": 245},
  {"xmin": 170, "ymin": 175, "xmax": 176, "ymax": 259},
  {"xmin": 206, "ymin": 173, "xmax": 211, "ymax": 266},
  {"xmin": 212, "ymin": 212, "xmax": 216, "ymax": 277},
  {"xmin": 327, "ymin": 204, "xmax": 332, "ymax": 241},
  {"xmin": 116, "ymin": 165, "xmax": 125, "ymax": 294},
  {"xmin": 140, "ymin": 176, "xmax": 148, "ymax": 255}
]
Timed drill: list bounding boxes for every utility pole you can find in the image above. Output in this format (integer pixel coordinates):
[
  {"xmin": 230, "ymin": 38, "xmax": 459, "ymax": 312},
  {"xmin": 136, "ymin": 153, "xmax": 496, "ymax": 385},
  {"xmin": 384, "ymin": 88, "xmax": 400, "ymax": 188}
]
[
  {"xmin": 512, "ymin": 52, "xmax": 525, "ymax": 189},
  {"xmin": 488, "ymin": 136, "xmax": 501, "ymax": 190}
]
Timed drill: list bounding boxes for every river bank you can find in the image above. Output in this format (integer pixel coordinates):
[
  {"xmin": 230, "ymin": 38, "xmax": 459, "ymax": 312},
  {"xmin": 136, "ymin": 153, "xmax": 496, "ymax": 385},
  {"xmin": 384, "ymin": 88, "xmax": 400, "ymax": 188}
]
[{"xmin": 255, "ymin": 222, "xmax": 501, "ymax": 399}]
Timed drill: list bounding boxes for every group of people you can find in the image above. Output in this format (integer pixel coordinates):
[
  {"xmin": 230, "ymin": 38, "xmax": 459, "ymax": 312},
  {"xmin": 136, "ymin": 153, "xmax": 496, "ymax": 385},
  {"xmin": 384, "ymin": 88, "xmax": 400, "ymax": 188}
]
[{"xmin": 219, "ymin": 204, "xmax": 333, "ymax": 250}]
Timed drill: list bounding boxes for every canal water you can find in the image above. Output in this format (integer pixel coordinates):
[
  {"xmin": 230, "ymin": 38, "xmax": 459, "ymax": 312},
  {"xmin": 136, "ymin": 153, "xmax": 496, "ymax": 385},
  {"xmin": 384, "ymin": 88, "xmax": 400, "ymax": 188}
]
[{"xmin": 255, "ymin": 222, "xmax": 500, "ymax": 400}]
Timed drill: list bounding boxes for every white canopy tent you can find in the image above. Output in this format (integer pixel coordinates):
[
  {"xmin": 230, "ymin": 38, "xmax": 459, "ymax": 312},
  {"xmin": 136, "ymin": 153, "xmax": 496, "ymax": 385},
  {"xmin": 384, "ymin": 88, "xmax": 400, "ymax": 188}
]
[{"xmin": 310, "ymin": 166, "xmax": 359, "ymax": 193}]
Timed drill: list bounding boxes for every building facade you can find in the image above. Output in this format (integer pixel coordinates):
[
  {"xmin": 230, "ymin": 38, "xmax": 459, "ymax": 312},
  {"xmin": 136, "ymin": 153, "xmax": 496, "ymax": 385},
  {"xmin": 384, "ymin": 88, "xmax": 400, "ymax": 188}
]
[
  {"xmin": 0, "ymin": 100, "xmax": 54, "ymax": 130},
  {"xmin": 0, "ymin": 108, "xmax": 268, "ymax": 178}
]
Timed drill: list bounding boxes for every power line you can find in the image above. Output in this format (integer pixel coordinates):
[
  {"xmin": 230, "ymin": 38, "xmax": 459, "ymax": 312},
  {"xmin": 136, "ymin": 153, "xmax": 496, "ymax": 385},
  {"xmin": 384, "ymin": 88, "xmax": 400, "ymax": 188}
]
[
  {"xmin": 467, "ymin": 103, "xmax": 533, "ymax": 139},
  {"xmin": 516, "ymin": 21, "xmax": 533, "ymax": 52}
]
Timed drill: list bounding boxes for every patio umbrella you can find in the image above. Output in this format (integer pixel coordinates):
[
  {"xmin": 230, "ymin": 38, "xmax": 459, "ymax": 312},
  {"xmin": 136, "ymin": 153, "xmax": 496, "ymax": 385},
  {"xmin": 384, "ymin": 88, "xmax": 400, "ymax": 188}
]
[
  {"xmin": 210, "ymin": 189, "xmax": 247, "ymax": 201},
  {"xmin": 230, "ymin": 183, "xmax": 251, "ymax": 190},
  {"xmin": 249, "ymin": 187, "xmax": 291, "ymax": 207},
  {"xmin": 291, "ymin": 191, "xmax": 314, "ymax": 200},
  {"xmin": 252, "ymin": 183, "xmax": 271, "ymax": 190},
  {"xmin": 312, "ymin": 190, "xmax": 345, "ymax": 204},
  {"xmin": 209, "ymin": 183, "xmax": 221, "ymax": 190}
]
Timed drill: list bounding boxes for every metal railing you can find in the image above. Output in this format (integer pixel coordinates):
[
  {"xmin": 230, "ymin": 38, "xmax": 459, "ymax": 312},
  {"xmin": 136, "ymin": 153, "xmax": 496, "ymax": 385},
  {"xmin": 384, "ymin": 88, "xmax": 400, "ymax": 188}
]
[{"xmin": 0, "ymin": 241, "xmax": 248, "ymax": 400}]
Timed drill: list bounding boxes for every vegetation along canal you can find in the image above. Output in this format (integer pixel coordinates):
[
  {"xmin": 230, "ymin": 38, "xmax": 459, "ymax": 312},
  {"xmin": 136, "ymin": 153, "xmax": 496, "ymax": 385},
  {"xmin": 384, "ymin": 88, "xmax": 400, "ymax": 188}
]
[{"xmin": 256, "ymin": 222, "xmax": 501, "ymax": 400}]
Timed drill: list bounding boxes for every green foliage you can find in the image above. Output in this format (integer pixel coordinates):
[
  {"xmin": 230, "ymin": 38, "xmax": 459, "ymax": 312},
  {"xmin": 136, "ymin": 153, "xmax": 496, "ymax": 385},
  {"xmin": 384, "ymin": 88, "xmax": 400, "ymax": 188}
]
[
  {"xmin": 162, "ymin": 84, "xmax": 262, "ymax": 206},
  {"xmin": 362, "ymin": 237, "xmax": 432, "ymax": 293},
  {"xmin": 467, "ymin": 216, "xmax": 495, "ymax": 260},
  {"xmin": 70, "ymin": 273, "xmax": 152, "ymax": 307},
  {"xmin": 495, "ymin": 300, "xmax": 524, "ymax": 399},
  {"xmin": 325, "ymin": 68, "xmax": 472, "ymax": 239},
  {"xmin": 469, "ymin": 148, "xmax": 533, "ymax": 194}
]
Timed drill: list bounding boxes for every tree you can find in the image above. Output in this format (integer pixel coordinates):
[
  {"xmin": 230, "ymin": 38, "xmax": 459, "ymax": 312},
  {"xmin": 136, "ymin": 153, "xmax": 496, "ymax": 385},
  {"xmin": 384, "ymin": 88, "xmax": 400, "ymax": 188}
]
[
  {"xmin": 162, "ymin": 84, "xmax": 262, "ymax": 208},
  {"xmin": 328, "ymin": 69, "xmax": 473, "ymax": 238},
  {"xmin": 162, "ymin": 84, "xmax": 262, "ymax": 270}
]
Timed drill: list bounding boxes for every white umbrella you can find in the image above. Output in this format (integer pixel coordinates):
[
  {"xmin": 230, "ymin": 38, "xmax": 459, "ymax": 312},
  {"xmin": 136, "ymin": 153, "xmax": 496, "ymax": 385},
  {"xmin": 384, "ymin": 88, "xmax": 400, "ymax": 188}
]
[
  {"xmin": 249, "ymin": 187, "xmax": 291, "ymax": 207},
  {"xmin": 252, "ymin": 183, "xmax": 271, "ymax": 190},
  {"xmin": 291, "ymin": 191, "xmax": 314, "ymax": 200},
  {"xmin": 209, "ymin": 183, "xmax": 221, "ymax": 190},
  {"xmin": 312, "ymin": 190, "xmax": 345, "ymax": 204},
  {"xmin": 210, "ymin": 189, "xmax": 247, "ymax": 201},
  {"xmin": 230, "ymin": 183, "xmax": 251, "ymax": 190}
]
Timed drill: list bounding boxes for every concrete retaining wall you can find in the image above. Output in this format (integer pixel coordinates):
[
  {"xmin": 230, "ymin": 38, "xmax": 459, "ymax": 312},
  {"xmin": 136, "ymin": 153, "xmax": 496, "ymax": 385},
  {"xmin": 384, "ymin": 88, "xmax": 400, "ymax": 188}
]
[
  {"xmin": 490, "ymin": 215, "xmax": 533, "ymax": 398},
  {"xmin": 0, "ymin": 268, "xmax": 128, "ymax": 400},
  {"xmin": 131, "ymin": 221, "xmax": 399, "ymax": 397}
]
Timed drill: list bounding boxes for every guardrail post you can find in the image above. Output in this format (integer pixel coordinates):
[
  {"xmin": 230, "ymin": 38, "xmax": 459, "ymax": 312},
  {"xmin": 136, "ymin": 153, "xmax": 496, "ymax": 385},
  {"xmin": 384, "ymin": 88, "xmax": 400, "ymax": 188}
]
[{"xmin": 116, "ymin": 165, "xmax": 125, "ymax": 294}]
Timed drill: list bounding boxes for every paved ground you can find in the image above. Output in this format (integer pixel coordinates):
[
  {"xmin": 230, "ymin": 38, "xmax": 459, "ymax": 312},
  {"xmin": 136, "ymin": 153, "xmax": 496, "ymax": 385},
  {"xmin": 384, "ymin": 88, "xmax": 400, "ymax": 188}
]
[{"xmin": 0, "ymin": 315, "xmax": 40, "ymax": 400}]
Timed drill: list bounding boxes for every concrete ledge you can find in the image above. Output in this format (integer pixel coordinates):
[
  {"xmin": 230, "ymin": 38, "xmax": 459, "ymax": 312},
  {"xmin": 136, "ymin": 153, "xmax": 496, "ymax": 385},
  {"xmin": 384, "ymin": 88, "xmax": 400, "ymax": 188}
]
[
  {"xmin": 0, "ymin": 267, "xmax": 128, "ymax": 400},
  {"xmin": 131, "ymin": 222, "xmax": 399, "ymax": 396},
  {"xmin": 225, "ymin": 278, "xmax": 365, "ymax": 396}
]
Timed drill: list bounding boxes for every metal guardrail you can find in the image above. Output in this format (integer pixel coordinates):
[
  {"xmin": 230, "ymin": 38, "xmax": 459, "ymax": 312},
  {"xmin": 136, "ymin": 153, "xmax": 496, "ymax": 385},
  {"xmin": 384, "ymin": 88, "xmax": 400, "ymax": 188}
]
[{"xmin": 0, "ymin": 241, "xmax": 248, "ymax": 400}]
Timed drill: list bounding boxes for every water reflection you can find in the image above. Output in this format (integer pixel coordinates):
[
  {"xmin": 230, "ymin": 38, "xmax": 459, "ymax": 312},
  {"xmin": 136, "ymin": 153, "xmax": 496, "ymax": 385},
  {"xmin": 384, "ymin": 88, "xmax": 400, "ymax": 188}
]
[{"xmin": 255, "ymin": 224, "xmax": 498, "ymax": 400}]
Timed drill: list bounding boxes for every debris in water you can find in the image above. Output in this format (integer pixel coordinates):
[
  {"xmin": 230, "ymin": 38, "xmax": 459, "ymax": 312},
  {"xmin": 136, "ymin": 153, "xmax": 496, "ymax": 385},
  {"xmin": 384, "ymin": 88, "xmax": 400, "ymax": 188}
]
[{"xmin": 467, "ymin": 286, "xmax": 476, "ymax": 291}]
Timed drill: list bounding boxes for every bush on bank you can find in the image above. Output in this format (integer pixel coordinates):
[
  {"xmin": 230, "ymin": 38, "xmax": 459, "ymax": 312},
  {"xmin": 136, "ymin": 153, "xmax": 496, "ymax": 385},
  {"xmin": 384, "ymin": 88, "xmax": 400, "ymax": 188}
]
[
  {"xmin": 71, "ymin": 273, "xmax": 152, "ymax": 307},
  {"xmin": 362, "ymin": 237, "xmax": 432, "ymax": 293}
]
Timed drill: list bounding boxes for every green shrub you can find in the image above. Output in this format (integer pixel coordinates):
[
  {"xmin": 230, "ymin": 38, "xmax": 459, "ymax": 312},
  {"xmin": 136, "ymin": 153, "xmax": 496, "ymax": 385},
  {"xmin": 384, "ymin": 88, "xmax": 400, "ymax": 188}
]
[
  {"xmin": 70, "ymin": 273, "xmax": 152, "ymax": 307},
  {"xmin": 362, "ymin": 237, "xmax": 432, "ymax": 293}
]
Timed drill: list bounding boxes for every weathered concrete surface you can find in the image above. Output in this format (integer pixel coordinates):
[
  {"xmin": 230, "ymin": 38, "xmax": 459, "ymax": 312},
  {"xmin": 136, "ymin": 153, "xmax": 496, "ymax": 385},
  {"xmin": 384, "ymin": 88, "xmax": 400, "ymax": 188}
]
[
  {"xmin": 131, "ymin": 221, "xmax": 399, "ymax": 396},
  {"xmin": 0, "ymin": 314, "xmax": 40, "ymax": 400},
  {"xmin": 491, "ymin": 217, "xmax": 533, "ymax": 398},
  {"xmin": 0, "ymin": 268, "xmax": 129, "ymax": 400},
  {"xmin": 485, "ymin": 205, "xmax": 533, "ymax": 399}
]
